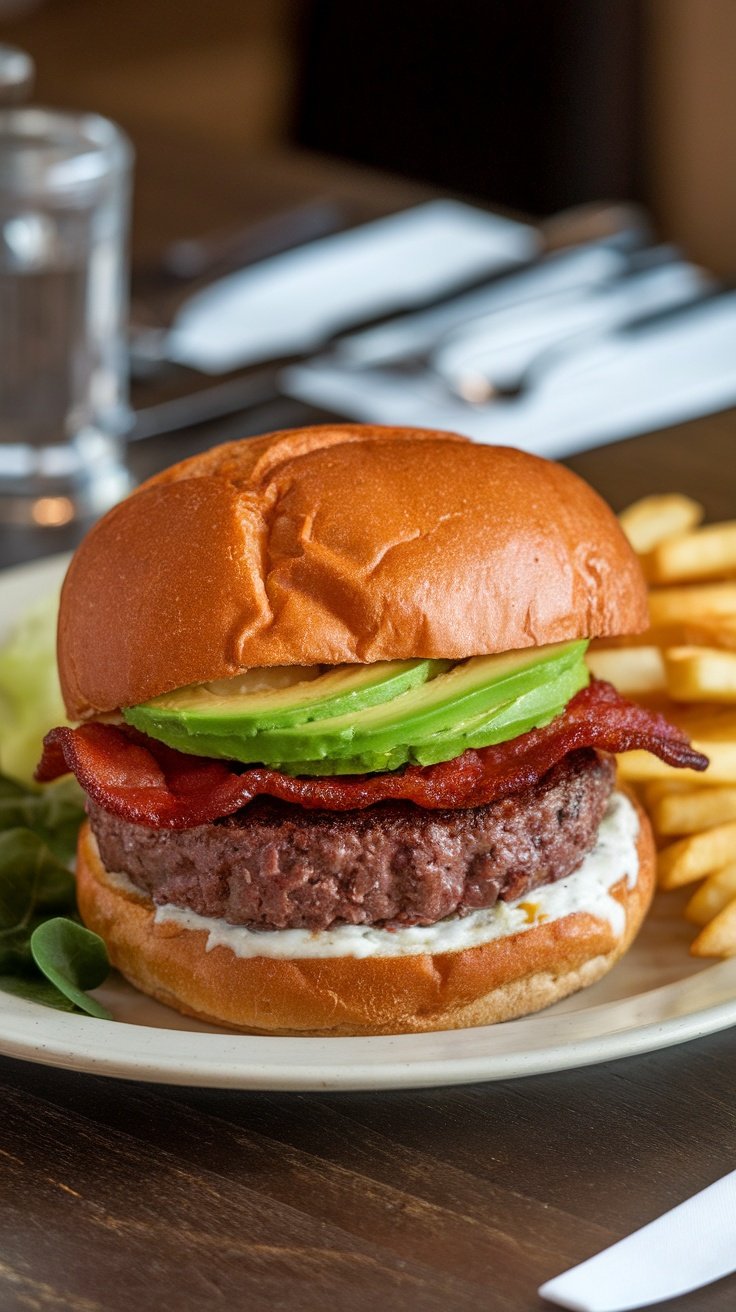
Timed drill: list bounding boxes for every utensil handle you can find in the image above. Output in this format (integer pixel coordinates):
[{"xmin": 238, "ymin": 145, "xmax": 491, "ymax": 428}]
[
  {"xmin": 129, "ymin": 368, "xmax": 282, "ymax": 441},
  {"xmin": 162, "ymin": 199, "xmax": 348, "ymax": 281}
]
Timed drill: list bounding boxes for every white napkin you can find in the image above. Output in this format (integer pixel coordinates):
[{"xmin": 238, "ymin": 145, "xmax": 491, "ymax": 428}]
[
  {"xmin": 282, "ymin": 292, "xmax": 736, "ymax": 456},
  {"xmin": 166, "ymin": 201, "xmax": 537, "ymax": 373}
]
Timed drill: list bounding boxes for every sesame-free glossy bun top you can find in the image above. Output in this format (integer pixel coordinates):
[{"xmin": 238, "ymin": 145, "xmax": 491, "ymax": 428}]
[{"xmin": 58, "ymin": 424, "xmax": 648, "ymax": 718}]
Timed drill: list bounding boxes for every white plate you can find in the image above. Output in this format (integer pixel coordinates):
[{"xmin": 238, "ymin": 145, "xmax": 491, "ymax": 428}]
[{"xmin": 2, "ymin": 554, "xmax": 736, "ymax": 1090}]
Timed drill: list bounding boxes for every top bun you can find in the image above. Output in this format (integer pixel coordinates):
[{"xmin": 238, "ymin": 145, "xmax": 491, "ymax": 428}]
[{"xmin": 58, "ymin": 425, "xmax": 648, "ymax": 718}]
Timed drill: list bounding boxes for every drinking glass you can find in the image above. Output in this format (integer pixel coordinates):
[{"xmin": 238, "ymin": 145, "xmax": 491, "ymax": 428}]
[{"xmin": 0, "ymin": 109, "xmax": 133, "ymax": 526}]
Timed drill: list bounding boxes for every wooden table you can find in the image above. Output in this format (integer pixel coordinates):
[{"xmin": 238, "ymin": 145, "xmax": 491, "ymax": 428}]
[{"xmin": 2, "ymin": 139, "xmax": 736, "ymax": 1311}]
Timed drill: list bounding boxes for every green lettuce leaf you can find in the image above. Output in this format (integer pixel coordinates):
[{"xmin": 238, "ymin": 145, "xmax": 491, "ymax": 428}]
[{"xmin": 0, "ymin": 590, "xmax": 68, "ymax": 786}]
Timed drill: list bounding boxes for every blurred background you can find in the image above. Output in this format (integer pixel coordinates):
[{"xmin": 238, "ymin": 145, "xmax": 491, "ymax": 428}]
[
  {"xmin": 1, "ymin": 0, "xmax": 733, "ymax": 272},
  {"xmin": 0, "ymin": 0, "xmax": 735, "ymax": 562}
]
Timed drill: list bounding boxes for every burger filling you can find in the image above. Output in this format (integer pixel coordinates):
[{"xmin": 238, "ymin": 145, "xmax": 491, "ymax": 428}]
[
  {"xmin": 37, "ymin": 655, "xmax": 708, "ymax": 957},
  {"xmin": 87, "ymin": 750, "xmax": 614, "ymax": 932},
  {"xmin": 93, "ymin": 789, "xmax": 640, "ymax": 960},
  {"xmin": 120, "ymin": 641, "xmax": 590, "ymax": 774}
]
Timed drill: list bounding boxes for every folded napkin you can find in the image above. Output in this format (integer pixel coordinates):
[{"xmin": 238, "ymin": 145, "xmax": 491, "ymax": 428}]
[
  {"xmin": 282, "ymin": 292, "xmax": 736, "ymax": 455},
  {"xmin": 166, "ymin": 201, "xmax": 537, "ymax": 373}
]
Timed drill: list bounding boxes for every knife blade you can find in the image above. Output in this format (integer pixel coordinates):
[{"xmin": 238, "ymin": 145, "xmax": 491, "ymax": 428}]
[{"xmin": 539, "ymin": 1167, "xmax": 736, "ymax": 1311}]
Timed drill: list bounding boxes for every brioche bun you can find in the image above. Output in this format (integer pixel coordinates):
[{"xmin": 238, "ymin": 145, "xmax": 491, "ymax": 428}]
[
  {"xmin": 58, "ymin": 425, "xmax": 648, "ymax": 718},
  {"xmin": 76, "ymin": 799, "xmax": 655, "ymax": 1036}
]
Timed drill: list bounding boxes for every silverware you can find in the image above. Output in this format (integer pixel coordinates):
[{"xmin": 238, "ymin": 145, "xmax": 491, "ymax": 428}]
[
  {"xmin": 440, "ymin": 259, "xmax": 715, "ymax": 405},
  {"xmin": 129, "ymin": 281, "xmax": 724, "ymax": 443},
  {"xmin": 159, "ymin": 199, "xmax": 347, "ymax": 281},
  {"xmin": 128, "ymin": 244, "xmax": 538, "ymax": 376},
  {"xmin": 129, "ymin": 201, "xmax": 650, "ymax": 378},
  {"xmin": 129, "ymin": 369, "xmax": 282, "ymax": 441},
  {"xmin": 539, "ymin": 1166, "xmax": 736, "ymax": 1311},
  {"xmin": 335, "ymin": 228, "xmax": 672, "ymax": 383},
  {"xmin": 128, "ymin": 206, "xmax": 652, "ymax": 439}
]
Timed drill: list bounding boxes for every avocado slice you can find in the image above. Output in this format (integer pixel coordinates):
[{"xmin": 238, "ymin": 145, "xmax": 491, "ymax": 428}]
[
  {"xmin": 275, "ymin": 658, "xmax": 589, "ymax": 774},
  {"xmin": 238, "ymin": 640, "xmax": 587, "ymax": 764},
  {"xmin": 124, "ymin": 658, "xmax": 448, "ymax": 738},
  {"xmin": 411, "ymin": 657, "xmax": 589, "ymax": 765},
  {"xmin": 137, "ymin": 640, "xmax": 588, "ymax": 773}
]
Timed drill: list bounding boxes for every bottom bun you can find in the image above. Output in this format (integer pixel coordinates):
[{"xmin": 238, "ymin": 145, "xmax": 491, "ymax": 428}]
[{"xmin": 76, "ymin": 799, "xmax": 655, "ymax": 1036}]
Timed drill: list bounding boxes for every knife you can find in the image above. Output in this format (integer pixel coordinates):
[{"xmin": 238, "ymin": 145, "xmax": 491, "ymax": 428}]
[
  {"xmin": 539, "ymin": 1167, "xmax": 736, "ymax": 1311},
  {"xmin": 160, "ymin": 199, "xmax": 348, "ymax": 281}
]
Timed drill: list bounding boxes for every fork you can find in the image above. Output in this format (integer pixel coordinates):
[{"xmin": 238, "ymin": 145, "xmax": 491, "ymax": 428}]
[{"xmin": 429, "ymin": 257, "xmax": 714, "ymax": 404}]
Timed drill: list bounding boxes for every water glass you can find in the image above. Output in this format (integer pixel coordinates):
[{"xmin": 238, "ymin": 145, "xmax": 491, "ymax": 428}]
[{"xmin": 0, "ymin": 109, "xmax": 133, "ymax": 526}]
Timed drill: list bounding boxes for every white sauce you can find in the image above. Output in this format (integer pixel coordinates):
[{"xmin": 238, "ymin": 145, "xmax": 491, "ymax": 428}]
[{"xmin": 123, "ymin": 790, "xmax": 640, "ymax": 961}]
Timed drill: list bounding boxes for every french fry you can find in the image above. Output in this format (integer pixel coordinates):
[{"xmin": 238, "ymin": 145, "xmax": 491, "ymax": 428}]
[
  {"xmin": 664, "ymin": 647, "xmax": 736, "ymax": 703},
  {"xmin": 685, "ymin": 864, "xmax": 736, "ymax": 926},
  {"xmin": 657, "ymin": 822, "xmax": 736, "ymax": 889},
  {"xmin": 618, "ymin": 741, "xmax": 736, "ymax": 786},
  {"xmin": 615, "ymin": 493, "xmax": 736, "ymax": 955},
  {"xmin": 672, "ymin": 705, "xmax": 736, "ymax": 739},
  {"xmin": 643, "ymin": 779, "xmax": 695, "ymax": 809},
  {"xmin": 653, "ymin": 786, "xmax": 736, "ymax": 836},
  {"xmin": 690, "ymin": 897, "xmax": 736, "ymax": 957},
  {"xmin": 618, "ymin": 495, "xmax": 704, "ymax": 555},
  {"xmin": 648, "ymin": 617, "xmax": 736, "ymax": 652},
  {"xmin": 648, "ymin": 582, "xmax": 736, "ymax": 626},
  {"xmin": 585, "ymin": 646, "xmax": 666, "ymax": 696},
  {"xmin": 599, "ymin": 618, "xmax": 736, "ymax": 651},
  {"xmin": 642, "ymin": 522, "xmax": 736, "ymax": 584}
]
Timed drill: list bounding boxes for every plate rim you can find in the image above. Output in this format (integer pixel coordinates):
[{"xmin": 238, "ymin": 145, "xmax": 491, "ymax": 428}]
[{"xmin": 2, "ymin": 960, "xmax": 736, "ymax": 1089}]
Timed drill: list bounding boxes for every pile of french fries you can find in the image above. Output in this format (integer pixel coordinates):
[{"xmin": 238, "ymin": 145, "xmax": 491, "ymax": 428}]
[{"xmin": 587, "ymin": 494, "xmax": 736, "ymax": 959}]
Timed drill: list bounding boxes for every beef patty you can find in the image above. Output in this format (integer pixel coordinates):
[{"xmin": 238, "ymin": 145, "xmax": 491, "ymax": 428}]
[{"xmin": 88, "ymin": 748, "xmax": 615, "ymax": 932}]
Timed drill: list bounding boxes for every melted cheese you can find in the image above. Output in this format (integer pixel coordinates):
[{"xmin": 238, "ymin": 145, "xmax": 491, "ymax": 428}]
[{"xmin": 205, "ymin": 665, "xmax": 322, "ymax": 695}]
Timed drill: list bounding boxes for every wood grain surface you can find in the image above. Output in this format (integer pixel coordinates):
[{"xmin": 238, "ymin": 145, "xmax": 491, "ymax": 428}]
[
  {"xmin": 1, "ymin": 1031, "xmax": 735, "ymax": 1311},
  {"xmin": 1, "ymin": 16, "xmax": 736, "ymax": 1310}
]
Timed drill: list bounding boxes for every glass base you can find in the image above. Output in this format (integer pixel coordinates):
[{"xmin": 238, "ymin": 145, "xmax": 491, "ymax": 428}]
[{"xmin": 0, "ymin": 433, "xmax": 133, "ymax": 526}]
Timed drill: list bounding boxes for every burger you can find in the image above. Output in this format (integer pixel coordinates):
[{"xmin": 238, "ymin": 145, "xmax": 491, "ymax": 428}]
[{"xmin": 36, "ymin": 424, "xmax": 707, "ymax": 1034}]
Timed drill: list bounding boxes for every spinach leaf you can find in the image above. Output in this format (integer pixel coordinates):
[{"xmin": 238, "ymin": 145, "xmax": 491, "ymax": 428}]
[
  {"xmin": 0, "ymin": 973, "xmax": 78, "ymax": 1012},
  {"xmin": 0, "ymin": 825, "xmax": 75, "ymax": 990},
  {"xmin": 31, "ymin": 919, "xmax": 111, "ymax": 1019},
  {"xmin": 0, "ymin": 609, "xmax": 107, "ymax": 1018},
  {"xmin": 0, "ymin": 828, "xmax": 76, "ymax": 931},
  {"xmin": 0, "ymin": 768, "xmax": 111, "ymax": 1019},
  {"xmin": 0, "ymin": 927, "xmax": 35, "ymax": 973},
  {"xmin": 0, "ymin": 776, "xmax": 25, "ymax": 798},
  {"xmin": 0, "ymin": 828, "xmax": 110, "ymax": 1019},
  {"xmin": 0, "ymin": 774, "xmax": 85, "ymax": 862}
]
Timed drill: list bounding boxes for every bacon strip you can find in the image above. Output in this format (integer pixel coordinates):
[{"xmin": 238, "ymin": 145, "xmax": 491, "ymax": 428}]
[{"xmin": 36, "ymin": 681, "xmax": 708, "ymax": 829}]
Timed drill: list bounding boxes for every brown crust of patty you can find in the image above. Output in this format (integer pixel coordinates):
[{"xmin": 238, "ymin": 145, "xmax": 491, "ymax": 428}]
[
  {"xmin": 75, "ymin": 795, "xmax": 655, "ymax": 1036},
  {"xmin": 88, "ymin": 750, "xmax": 615, "ymax": 931}
]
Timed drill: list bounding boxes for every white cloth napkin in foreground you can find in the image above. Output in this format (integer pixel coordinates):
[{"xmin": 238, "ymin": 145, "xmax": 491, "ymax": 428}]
[
  {"xmin": 165, "ymin": 200, "xmax": 537, "ymax": 373},
  {"xmin": 282, "ymin": 293, "xmax": 736, "ymax": 456},
  {"xmin": 539, "ymin": 1167, "xmax": 736, "ymax": 1311}
]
